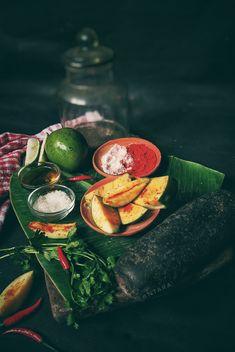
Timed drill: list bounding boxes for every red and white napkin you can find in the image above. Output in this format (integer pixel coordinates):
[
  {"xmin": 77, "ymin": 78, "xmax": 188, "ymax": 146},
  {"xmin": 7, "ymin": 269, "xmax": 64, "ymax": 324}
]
[{"xmin": 0, "ymin": 111, "xmax": 104, "ymax": 232}]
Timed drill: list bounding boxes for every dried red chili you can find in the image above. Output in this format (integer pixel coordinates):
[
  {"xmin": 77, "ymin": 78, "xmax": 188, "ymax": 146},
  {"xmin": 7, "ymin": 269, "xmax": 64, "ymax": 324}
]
[
  {"xmin": 66, "ymin": 175, "xmax": 94, "ymax": 182},
  {"xmin": 127, "ymin": 144, "xmax": 158, "ymax": 177},
  {"xmin": 122, "ymin": 204, "xmax": 133, "ymax": 213},
  {"xmin": 57, "ymin": 247, "xmax": 73, "ymax": 301},
  {"xmin": 0, "ymin": 297, "xmax": 42, "ymax": 327},
  {"xmin": 2, "ymin": 328, "xmax": 58, "ymax": 351},
  {"xmin": 57, "ymin": 246, "xmax": 70, "ymax": 271}
]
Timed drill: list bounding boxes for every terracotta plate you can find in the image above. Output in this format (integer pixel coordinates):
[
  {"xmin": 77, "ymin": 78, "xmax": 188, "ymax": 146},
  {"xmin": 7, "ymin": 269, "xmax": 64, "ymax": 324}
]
[
  {"xmin": 92, "ymin": 137, "xmax": 161, "ymax": 178},
  {"xmin": 80, "ymin": 176, "xmax": 160, "ymax": 236}
]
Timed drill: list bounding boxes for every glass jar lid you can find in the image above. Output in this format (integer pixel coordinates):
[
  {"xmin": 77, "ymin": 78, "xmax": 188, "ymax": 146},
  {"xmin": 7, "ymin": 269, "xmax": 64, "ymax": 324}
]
[{"xmin": 63, "ymin": 28, "xmax": 113, "ymax": 69}]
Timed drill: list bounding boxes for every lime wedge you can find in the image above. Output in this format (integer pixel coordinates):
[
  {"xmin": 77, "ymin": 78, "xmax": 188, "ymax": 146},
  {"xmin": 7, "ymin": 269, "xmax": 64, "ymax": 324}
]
[
  {"xmin": 0, "ymin": 271, "xmax": 34, "ymax": 317},
  {"xmin": 38, "ymin": 133, "xmax": 48, "ymax": 163},
  {"xmin": 24, "ymin": 138, "xmax": 40, "ymax": 166}
]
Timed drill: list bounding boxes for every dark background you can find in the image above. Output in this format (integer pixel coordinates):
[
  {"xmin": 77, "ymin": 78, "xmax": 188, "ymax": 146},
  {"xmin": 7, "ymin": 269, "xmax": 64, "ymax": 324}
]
[{"xmin": 1, "ymin": 1, "xmax": 235, "ymax": 351}]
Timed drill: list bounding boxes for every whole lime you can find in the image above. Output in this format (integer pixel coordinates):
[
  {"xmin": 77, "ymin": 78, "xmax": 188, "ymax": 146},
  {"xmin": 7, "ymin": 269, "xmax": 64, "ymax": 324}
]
[{"xmin": 45, "ymin": 128, "xmax": 88, "ymax": 172}]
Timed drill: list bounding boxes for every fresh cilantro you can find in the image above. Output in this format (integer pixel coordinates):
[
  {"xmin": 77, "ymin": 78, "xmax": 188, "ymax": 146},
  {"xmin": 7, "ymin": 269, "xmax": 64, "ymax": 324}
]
[
  {"xmin": 61, "ymin": 240, "xmax": 117, "ymax": 315},
  {"xmin": 0, "ymin": 235, "xmax": 117, "ymax": 325},
  {"xmin": 43, "ymin": 248, "xmax": 58, "ymax": 262}
]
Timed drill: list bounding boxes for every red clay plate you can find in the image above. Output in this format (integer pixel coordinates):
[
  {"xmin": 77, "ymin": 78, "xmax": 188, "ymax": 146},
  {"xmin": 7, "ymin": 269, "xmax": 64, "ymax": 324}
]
[
  {"xmin": 80, "ymin": 176, "xmax": 160, "ymax": 236},
  {"xmin": 92, "ymin": 137, "xmax": 161, "ymax": 178}
]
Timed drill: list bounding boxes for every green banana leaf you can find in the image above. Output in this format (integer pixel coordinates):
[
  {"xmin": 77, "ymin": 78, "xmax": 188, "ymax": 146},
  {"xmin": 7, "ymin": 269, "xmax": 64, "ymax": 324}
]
[
  {"xmin": 9, "ymin": 155, "xmax": 225, "ymax": 304},
  {"xmin": 167, "ymin": 156, "xmax": 225, "ymax": 204}
]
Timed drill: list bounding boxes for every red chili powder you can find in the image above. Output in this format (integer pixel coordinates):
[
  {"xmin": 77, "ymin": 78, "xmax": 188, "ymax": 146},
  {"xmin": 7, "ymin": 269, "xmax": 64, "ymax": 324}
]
[
  {"xmin": 127, "ymin": 144, "xmax": 157, "ymax": 177},
  {"xmin": 122, "ymin": 203, "xmax": 133, "ymax": 213},
  {"xmin": 5, "ymin": 283, "xmax": 21, "ymax": 299}
]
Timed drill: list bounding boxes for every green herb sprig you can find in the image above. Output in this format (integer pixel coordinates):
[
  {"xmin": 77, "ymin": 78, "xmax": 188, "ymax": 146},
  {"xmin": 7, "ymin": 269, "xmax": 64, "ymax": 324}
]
[{"xmin": 0, "ymin": 230, "xmax": 116, "ymax": 326}]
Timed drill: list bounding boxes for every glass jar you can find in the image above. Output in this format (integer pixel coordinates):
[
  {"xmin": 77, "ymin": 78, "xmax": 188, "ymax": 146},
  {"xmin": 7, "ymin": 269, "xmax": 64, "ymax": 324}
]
[{"xmin": 57, "ymin": 28, "xmax": 129, "ymax": 148}]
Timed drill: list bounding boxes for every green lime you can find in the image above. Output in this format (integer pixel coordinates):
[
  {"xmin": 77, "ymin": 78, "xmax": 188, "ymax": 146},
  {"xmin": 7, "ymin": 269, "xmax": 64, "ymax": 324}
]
[
  {"xmin": 45, "ymin": 128, "xmax": 88, "ymax": 172},
  {"xmin": 24, "ymin": 138, "xmax": 40, "ymax": 166}
]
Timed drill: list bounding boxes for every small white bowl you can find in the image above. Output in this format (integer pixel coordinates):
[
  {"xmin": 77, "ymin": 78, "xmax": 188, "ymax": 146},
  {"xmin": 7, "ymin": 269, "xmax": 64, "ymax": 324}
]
[{"xmin": 27, "ymin": 184, "xmax": 75, "ymax": 222}]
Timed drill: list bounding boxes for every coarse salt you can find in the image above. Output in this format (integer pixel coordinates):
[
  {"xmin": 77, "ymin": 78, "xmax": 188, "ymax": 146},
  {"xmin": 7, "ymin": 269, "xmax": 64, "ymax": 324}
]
[
  {"xmin": 101, "ymin": 144, "xmax": 134, "ymax": 175},
  {"xmin": 33, "ymin": 190, "xmax": 72, "ymax": 213}
]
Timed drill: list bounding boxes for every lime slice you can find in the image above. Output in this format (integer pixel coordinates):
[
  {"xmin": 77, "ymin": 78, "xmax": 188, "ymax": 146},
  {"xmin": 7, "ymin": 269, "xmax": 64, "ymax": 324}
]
[
  {"xmin": 24, "ymin": 138, "xmax": 40, "ymax": 166},
  {"xmin": 38, "ymin": 133, "xmax": 48, "ymax": 163}
]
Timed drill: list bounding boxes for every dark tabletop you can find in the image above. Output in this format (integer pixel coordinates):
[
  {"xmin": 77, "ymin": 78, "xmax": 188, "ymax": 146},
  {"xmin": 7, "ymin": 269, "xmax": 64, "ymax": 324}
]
[{"xmin": 1, "ymin": 1, "xmax": 235, "ymax": 351}]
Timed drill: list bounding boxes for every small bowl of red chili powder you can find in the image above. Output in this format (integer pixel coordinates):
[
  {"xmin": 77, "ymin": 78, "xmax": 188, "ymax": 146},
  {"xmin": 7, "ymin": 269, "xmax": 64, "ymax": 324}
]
[{"xmin": 92, "ymin": 137, "xmax": 161, "ymax": 178}]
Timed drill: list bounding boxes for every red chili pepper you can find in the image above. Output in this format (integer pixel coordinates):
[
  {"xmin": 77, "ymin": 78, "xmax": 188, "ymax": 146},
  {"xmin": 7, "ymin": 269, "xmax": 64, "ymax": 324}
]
[
  {"xmin": 66, "ymin": 175, "xmax": 94, "ymax": 182},
  {"xmin": 57, "ymin": 246, "xmax": 70, "ymax": 271},
  {"xmin": 0, "ymin": 297, "xmax": 42, "ymax": 327},
  {"xmin": 2, "ymin": 328, "xmax": 58, "ymax": 351}
]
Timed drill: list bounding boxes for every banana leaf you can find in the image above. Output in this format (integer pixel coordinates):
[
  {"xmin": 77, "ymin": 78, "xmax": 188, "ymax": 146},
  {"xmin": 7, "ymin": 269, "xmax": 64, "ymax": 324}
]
[
  {"xmin": 9, "ymin": 156, "xmax": 225, "ymax": 305},
  {"xmin": 167, "ymin": 156, "xmax": 225, "ymax": 204}
]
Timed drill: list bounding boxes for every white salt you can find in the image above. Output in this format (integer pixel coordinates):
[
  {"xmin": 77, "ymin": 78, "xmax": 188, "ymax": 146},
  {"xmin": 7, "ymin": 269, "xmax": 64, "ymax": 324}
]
[
  {"xmin": 101, "ymin": 144, "xmax": 134, "ymax": 175},
  {"xmin": 33, "ymin": 190, "xmax": 72, "ymax": 213}
]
